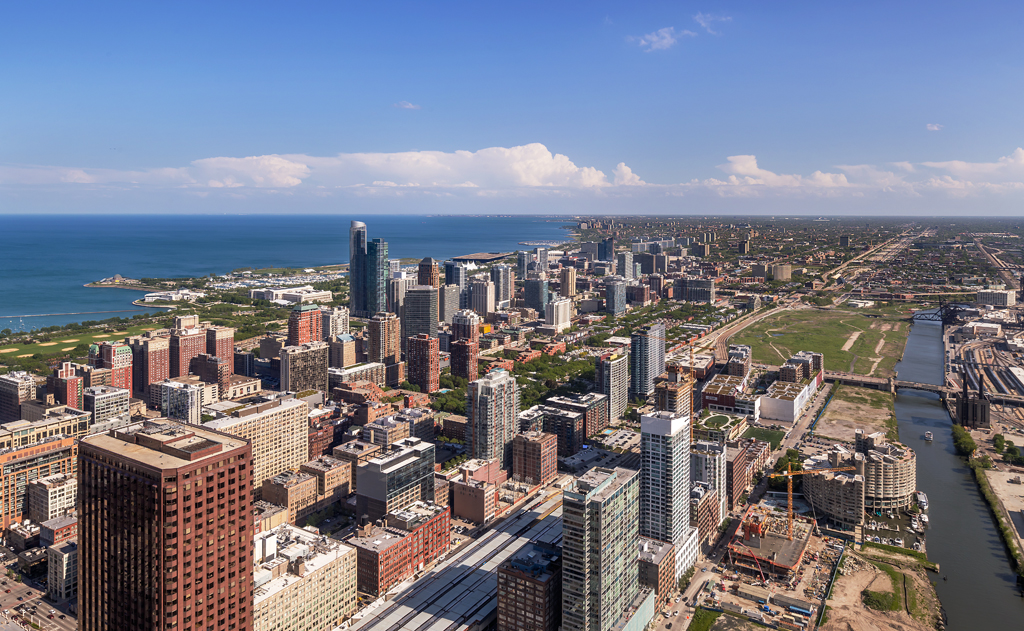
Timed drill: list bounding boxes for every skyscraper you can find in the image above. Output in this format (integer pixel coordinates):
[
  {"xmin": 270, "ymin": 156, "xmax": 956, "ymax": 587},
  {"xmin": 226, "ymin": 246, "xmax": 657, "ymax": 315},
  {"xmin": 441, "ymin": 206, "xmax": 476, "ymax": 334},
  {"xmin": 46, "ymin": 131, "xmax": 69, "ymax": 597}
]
[
  {"xmin": 0, "ymin": 371, "xmax": 36, "ymax": 422},
  {"xmin": 466, "ymin": 369, "xmax": 520, "ymax": 470},
  {"xmin": 524, "ymin": 279, "xmax": 549, "ymax": 317},
  {"xmin": 388, "ymin": 276, "xmax": 414, "ymax": 316},
  {"xmin": 367, "ymin": 312, "xmax": 401, "ymax": 365},
  {"xmin": 47, "ymin": 362, "xmax": 84, "ymax": 409},
  {"xmin": 490, "ymin": 264, "xmax": 513, "ymax": 306},
  {"xmin": 450, "ymin": 339, "xmax": 479, "ymax": 382},
  {"xmin": 78, "ymin": 421, "xmax": 253, "ymax": 631},
  {"xmin": 127, "ymin": 335, "xmax": 170, "ymax": 405},
  {"xmin": 631, "ymin": 323, "xmax": 665, "ymax": 398},
  {"xmin": 169, "ymin": 320, "xmax": 206, "ymax": 378},
  {"xmin": 288, "ymin": 303, "xmax": 323, "ymax": 346},
  {"xmin": 596, "ymin": 352, "xmax": 628, "ymax": 424},
  {"xmin": 562, "ymin": 467, "xmax": 640, "ymax": 631},
  {"xmin": 418, "ymin": 257, "xmax": 440, "ymax": 288},
  {"xmin": 559, "ymin": 266, "xmax": 577, "ymax": 297},
  {"xmin": 470, "ymin": 279, "xmax": 495, "ymax": 316},
  {"xmin": 640, "ymin": 411, "xmax": 698, "ymax": 580},
  {"xmin": 280, "ymin": 341, "xmax": 329, "ymax": 394},
  {"xmin": 366, "ymin": 238, "xmax": 390, "ymax": 315},
  {"xmin": 604, "ymin": 279, "xmax": 626, "ymax": 316},
  {"xmin": 402, "ymin": 286, "xmax": 438, "ymax": 348},
  {"xmin": 534, "ymin": 247, "xmax": 548, "ymax": 272},
  {"xmin": 451, "ymin": 309, "xmax": 481, "ymax": 342},
  {"xmin": 407, "ymin": 334, "xmax": 439, "ymax": 393},
  {"xmin": 546, "ymin": 297, "xmax": 572, "ymax": 332},
  {"xmin": 349, "ymin": 220, "xmax": 368, "ymax": 316},
  {"xmin": 88, "ymin": 341, "xmax": 133, "ymax": 393},
  {"xmin": 616, "ymin": 251, "xmax": 634, "ymax": 280},
  {"xmin": 321, "ymin": 306, "xmax": 351, "ymax": 339},
  {"xmin": 691, "ymin": 441, "xmax": 729, "ymax": 534},
  {"xmin": 516, "ymin": 251, "xmax": 532, "ymax": 278},
  {"xmin": 439, "ymin": 285, "xmax": 460, "ymax": 324}
]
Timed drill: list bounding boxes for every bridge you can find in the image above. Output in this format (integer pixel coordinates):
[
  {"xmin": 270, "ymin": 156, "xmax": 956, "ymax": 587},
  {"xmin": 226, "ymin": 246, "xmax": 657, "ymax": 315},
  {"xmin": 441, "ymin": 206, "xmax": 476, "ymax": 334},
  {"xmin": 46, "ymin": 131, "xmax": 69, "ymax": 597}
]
[
  {"xmin": 894, "ymin": 381, "xmax": 949, "ymax": 395},
  {"xmin": 824, "ymin": 371, "xmax": 951, "ymax": 395}
]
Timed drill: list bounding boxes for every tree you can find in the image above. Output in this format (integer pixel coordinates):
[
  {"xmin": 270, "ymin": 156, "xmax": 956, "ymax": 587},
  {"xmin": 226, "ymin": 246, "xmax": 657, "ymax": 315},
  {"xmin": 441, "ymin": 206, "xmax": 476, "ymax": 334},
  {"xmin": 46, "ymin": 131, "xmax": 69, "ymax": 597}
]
[
  {"xmin": 951, "ymin": 424, "xmax": 977, "ymax": 457},
  {"xmin": 994, "ymin": 434, "xmax": 1006, "ymax": 453},
  {"xmin": 678, "ymin": 565, "xmax": 696, "ymax": 592}
]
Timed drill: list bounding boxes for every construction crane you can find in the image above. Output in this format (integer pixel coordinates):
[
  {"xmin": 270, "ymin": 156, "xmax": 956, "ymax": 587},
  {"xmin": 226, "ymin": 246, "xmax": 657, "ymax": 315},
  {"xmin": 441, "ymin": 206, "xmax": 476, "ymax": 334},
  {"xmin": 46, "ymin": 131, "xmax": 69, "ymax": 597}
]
[{"xmin": 770, "ymin": 463, "xmax": 855, "ymax": 540}]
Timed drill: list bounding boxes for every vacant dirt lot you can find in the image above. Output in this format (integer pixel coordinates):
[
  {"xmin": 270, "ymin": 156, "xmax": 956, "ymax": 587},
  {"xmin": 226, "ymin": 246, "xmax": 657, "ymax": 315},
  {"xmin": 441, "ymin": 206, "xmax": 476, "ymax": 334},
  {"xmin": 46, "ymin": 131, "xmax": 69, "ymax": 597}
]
[
  {"xmin": 822, "ymin": 552, "xmax": 938, "ymax": 631},
  {"xmin": 816, "ymin": 385, "xmax": 894, "ymax": 442}
]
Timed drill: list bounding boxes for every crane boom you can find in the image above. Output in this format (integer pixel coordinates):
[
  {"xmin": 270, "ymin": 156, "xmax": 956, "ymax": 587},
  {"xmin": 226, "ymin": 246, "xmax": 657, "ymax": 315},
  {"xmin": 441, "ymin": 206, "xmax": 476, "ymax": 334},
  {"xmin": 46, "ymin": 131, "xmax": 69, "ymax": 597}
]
[{"xmin": 770, "ymin": 463, "xmax": 855, "ymax": 540}]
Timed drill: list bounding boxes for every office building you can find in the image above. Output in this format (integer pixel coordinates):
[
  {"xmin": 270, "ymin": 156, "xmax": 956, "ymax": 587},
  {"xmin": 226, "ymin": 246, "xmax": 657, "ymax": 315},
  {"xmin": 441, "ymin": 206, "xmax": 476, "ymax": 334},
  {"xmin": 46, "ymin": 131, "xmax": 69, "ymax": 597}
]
[
  {"xmin": 349, "ymin": 220, "xmax": 369, "ymax": 316},
  {"xmin": 445, "ymin": 260, "xmax": 468, "ymax": 288},
  {"xmin": 596, "ymin": 352, "xmax": 628, "ymax": 425},
  {"xmin": 204, "ymin": 396, "xmax": 309, "ymax": 496},
  {"xmin": 450, "ymin": 339, "xmax": 479, "ymax": 382},
  {"xmin": 78, "ymin": 421, "xmax": 252, "ymax": 631},
  {"xmin": 452, "ymin": 309, "xmax": 481, "ymax": 342},
  {"xmin": 560, "ymin": 266, "xmax": 577, "ymax": 297},
  {"xmin": 471, "ymin": 279, "xmax": 496, "ymax": 316},
  {"xmin": 491, "ymin": 265, "xmax": 514, "ymax": 306},
  {"xmin": 355, "ymin": 437, "xmax": 436, "ymax": 520},
  {"xmin": 349, "ymin": 502, "xmax": 450, "ymax": 596},
  {"xmin": 287, "ymin": 303, "xmax": 322, "ymax": 346},
  {"xmin": 524, "ymin": 279, "xmax": 549, "ymax": 317},
  {"xmin": 467, "ymin": 369, "xmax": 520, "ymax": 470},
  {"xmin": 497, "ymin": 542, "xmax": 562, "ymax": 631},
  {"xmin": 28, "ymin": 473, "xmax": 77, "ymax": 523},
  {"xmin": 280, "ymin": 341, "xmax": 329, "ymax": 394},
  {"xmin": 367, "ymin": 312, "xmax": 402, "ymax": 365},
  {"xmin": 0, "ymin": 371, "xmax": 35, "ymax": 422},
  {"xmin": 366, "ymin": 238, "xmax": 391, "ymax": 315},
  {"xmin": 253, "ymin": 524, "xmax": 357, "ymax": 631},
  {"xmin": 605, "ymin": 279, "xmax": 627, "ymax": 315},
  {"xmin": 126, "ymin": 336, "xmax": 170, "ymax": 405},
  {"xmin": 546, "ymin": 297, "xmax": 573, "ymax": 332},
  {"xmin": 439, "ymin": 284, "xmax": 460, "ymax": 324},
  {"xmin": 631, "ymin": 323, "xmax": 666, "ymax": 398},
  {"xmin": 47, "ymin": 539, "xmax": 77, "ymax": 603},
  {"xmin": 616, "ymin": 252, "xmax": 634, "ymax": 280},
  {"xmin": 418, "ymin": 257, "xmax": 440, "ymax": 288},
  {"xmin": 640, "ymin": 411, "xmax": 697, "ymax": 579},
  {"xmin": 978, "ymin": 289, "xmax": 1017, "ymax": 307},
  {"xmin": 407, "ymin": 334, "xmax": 440, "ymax": 393},
  {"xmin": 88, "ymin": 341, "xmax": 133, "ymax": 393},
  {"xmin": 403, "ymin": 285, "xmax": 439, "ymax": 344},
  {"xmin": 562, "ymin": 467, "xmax": 640, "ymax": 631},
  {"xmin": 83, "ymin": 385, "xmax": 130, "ymax": 426},
  {"xmin": 158, "ymin": 379, "xmax": 207, "ymax": 424},
  {"xmin": 512, "ymin": 431, "xmax": 558, "ymax": 485},
  {"xmin": 321, "ymin": 306, "xmax": 351, "ymax": 339}
]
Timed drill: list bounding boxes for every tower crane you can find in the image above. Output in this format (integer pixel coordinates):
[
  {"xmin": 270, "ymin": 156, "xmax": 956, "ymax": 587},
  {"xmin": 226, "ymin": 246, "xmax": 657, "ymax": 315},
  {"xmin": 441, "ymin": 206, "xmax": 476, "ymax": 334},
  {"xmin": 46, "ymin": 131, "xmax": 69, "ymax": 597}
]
[{"xmin": 770, "ymin": 463, "xmax": 855, "ymax": 540}]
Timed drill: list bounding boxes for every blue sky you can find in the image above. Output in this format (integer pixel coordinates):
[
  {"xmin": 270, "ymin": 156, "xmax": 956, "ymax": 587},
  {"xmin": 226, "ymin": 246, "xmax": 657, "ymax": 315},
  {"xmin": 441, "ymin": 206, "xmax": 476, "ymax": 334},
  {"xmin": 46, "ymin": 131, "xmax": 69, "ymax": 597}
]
[{"xmin": 3, "ymin": 1, "xmax": 1024, "ymax": 215}]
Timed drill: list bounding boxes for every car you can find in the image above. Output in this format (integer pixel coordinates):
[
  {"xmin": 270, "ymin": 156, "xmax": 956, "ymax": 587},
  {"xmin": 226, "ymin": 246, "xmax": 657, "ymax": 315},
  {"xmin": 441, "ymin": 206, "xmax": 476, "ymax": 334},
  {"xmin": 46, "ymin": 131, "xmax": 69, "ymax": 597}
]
[
  {"xmin": 15, "ymin": 597, "xmax": 21, "ymax": 601},
  {"xmin": 60, "ymin": 614, "xmax": 66, "ymax": 619},
  {"xmin": 701, "ymin": 567, "xmax": 707, "ymax": 573},
  {"xmin": 48, "ymin": 615, "xmax": 54, "ymax": 620}
]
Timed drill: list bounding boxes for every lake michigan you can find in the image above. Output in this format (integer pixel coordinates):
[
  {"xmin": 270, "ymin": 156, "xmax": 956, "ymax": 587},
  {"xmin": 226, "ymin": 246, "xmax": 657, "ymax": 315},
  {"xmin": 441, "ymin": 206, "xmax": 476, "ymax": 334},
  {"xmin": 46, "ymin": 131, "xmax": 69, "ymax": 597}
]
[{"xmin": 0, "ymin": 214, "xmax": 572, "ymax": 331}]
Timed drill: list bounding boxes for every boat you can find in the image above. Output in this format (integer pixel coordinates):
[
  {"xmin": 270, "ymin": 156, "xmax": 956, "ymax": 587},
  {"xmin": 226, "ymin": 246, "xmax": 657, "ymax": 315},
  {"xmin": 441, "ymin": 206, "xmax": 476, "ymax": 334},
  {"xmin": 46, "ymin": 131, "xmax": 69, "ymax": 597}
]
[
  {"xmin": 920, "ymin": 514, "xmax": 929, "ymax": 526},
  {"xmin": 916, "ymin": 491, "xmax": 929, "ymax": 512},
  {"xmin": 925, "ymin": 431, "xmax": 934, "ymax": 441}
]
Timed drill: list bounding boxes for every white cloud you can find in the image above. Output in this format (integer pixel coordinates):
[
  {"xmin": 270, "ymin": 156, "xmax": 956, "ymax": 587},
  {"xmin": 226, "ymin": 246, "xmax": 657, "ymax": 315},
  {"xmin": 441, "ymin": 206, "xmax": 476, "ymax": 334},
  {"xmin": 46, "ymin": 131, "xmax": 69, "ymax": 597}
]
[
  {"xmin": 694, "ymin": 12, "xmax": 732, "ymax": 35},
  {"xmin": 632, "ymin": 27, "xmax": 695, "ymax": 52},
  {"xmin": 393, "ymin": 101, "xmax": 421, "ymax": 110},
  {"xmin": 715, "ymin": 155, "xmax": 849, "ymax": 188},
  {"xmin": 926, "ymin": 123, "xmax": 943, "ymax": 131},
  {"xmin": 613, "ymin": 163, "xmax": 646, "ymax": 186}
]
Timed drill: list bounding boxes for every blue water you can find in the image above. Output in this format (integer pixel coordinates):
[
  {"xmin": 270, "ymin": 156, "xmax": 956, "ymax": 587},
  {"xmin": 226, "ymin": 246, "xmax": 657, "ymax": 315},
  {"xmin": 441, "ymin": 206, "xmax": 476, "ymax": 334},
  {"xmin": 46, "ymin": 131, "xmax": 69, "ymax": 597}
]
[{"xmin": 0, "ymin": 214, "xmax": 571, "ymax": 331}]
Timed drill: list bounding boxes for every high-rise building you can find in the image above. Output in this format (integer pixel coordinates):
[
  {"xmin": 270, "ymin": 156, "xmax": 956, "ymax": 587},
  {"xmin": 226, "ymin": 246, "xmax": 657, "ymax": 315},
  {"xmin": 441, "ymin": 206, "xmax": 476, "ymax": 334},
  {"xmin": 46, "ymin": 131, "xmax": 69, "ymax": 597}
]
[
  {"xmin": 596, "ymin": 352, "xmax": 628, "ymax": 425},
  {"xmin": 640, "ymin": 411, "xmax": 698, "ymax": 579},
  {"xmin": 562, "ymin": 467, "xmax": 640, "ymax": 631},
  {"xmin": 444, "ymin": 260, "xmax": 467, "ymax": 288},
  {"xmin": 280, "ymin": 341, "xmax": 329, "ymax": 394},
  {"xmin": 191, "ymin": 352, "xmax": 232, "ymax": 394},
  {"xmin": 439, "ymin": 284, "xmax": 460, "ymax": 324},
  {"xmin": 366, "ymin": 238, "xmax": 390, "ymax": 315},
  {"xmin": 355, "ymin": 437, "xmax": 435, "ymax": 520},
  {"xmin": 407, "ymin": 334, "xmax": 439, "ymax": 393},
  {"xmin": 605, "ymin": 278, "xmax": 627, "ymax": 316},
  {"xmin": 517, "ymin": 251, "xmax": 533, "ymax": 278},
  {"xmin": 418, "ymin": 257, "xmax": 440, "ymax": 288},
  {"xmin": 158, "ymin": 379, "xmax": 206, "ymax": 424},
  {"xmin": 470, "ymin": 279, "xmax": 495, "ymax": 315},
  {"xmin": 599, "ymin": 237, "xmax": 615, "ymax": 262},
  {"xmin": 169, "ymin": 324, "xmax": 206, "ymax": 378},
  {"xmin": 534, "ymin": 247, "xmax": 549, "ymax": 272},
  {"xmin": 839, "ymin": 235, "xmax": 851, "ymax": 247},
  {"xmin": 691, "ymin": 441, "xmax": 728, "ymax": 532},
  {"xmin": 524, "ymin": 279, "xmax": 549, "ymax": 317},
  {"xmin": 88, "ymin": 341, "xmax": 133, "ymax": 393},
  {"xmin": 546, "ymin": 297, "xmax": 573, "ymax": 332},
  {"xmin": 559, "ymin": 266, "xmax": 577, "ymax": 297},
  {"xmin": 490, "ymin": 265, "xmax": 514, "ymax": 306},
  {"xmin": 205, "ymin": 325, "xmax": 235, "ymax": 366},
  {"xmin": 466, "ymin": 369, "xmax": 520, "ymax": 470},
  {"xmin": 204, "ymin": 397, "xmax": 309, "ymax": 496},
  {"xmin": 321, "ymin": 306, "xmax": 351, "ymax": 339},
  {"xmin": 83, "ymin": 385, "xmax": 130, "ymax": 426},
  {"xmin": 770, "ymin": 264, "xmax": 792, "ymax": 281},
  {"xmin": 127, "ymin": 335, "xmax": 170, "ymax": 405},
  {"xmin": 349, "ymin": 220, "xmax": 368, "ymax": 316},
  {"xmin": 47, "ymin": 362, "xmax": 84, "ymax": 410},
  {"xmin": 737, "ymin": 240, "xmax": 750, "ymax": 255},
  {"xmin": 546, "ymin": 392, "xmax": 610, "ymax": 438},
  {"xmin": 631, "ymin": 323, "xmax": 666, "ymax": 398},
  {"xmin": 402, "ymin": 286, "xmax": 438, "ymax": 347},
  {"xmin": 78, "ymin": 421, "xmax": 253, "ymax": 631},
  {"xmin": 288, "ymin": 303, "xmax": 323, "ymax": 346},
  {"xmin": 367, "ymin": 312, "xmax": 401, "ymax": 365},
  {"xmin": 450, "ymin": 339, "xmax": 479, "ymax": 382},
  {"xmin": 0, "ymin": 371, "xmax": 35, "ymax": 422},
  {"xmin": 497, "ymin": 542, "xmax": 562, "ymax": 631},
  {"xmin": 616, "ymin": 252, "xmax": 634, "ymax": 280},
  {"xmin": 512, "ymin": 431, "xmax": 558, "ymax": 485},
  {"xmin": 452, "ymin": 309, "xmax": 481, "ymax": 342},
  {"xmin": 387, "ymin": 276, "xmax": 414, "ymax": 317}
]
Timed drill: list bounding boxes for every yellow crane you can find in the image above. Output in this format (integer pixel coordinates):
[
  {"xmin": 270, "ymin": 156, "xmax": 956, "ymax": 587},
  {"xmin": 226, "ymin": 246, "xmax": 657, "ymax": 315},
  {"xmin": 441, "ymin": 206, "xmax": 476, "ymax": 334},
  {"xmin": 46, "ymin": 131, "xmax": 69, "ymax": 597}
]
[{"xmin": 770, "ymin": 463, "xmax": 855, "ymax": 540}]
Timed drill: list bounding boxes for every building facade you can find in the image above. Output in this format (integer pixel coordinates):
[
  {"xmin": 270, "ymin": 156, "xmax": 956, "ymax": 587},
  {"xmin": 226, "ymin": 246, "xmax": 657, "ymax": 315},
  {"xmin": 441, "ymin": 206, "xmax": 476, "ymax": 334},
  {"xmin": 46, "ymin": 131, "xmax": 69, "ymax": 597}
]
[{"xmin": 466, "ymin": 369, "xmax": 520, "ymax": 470}]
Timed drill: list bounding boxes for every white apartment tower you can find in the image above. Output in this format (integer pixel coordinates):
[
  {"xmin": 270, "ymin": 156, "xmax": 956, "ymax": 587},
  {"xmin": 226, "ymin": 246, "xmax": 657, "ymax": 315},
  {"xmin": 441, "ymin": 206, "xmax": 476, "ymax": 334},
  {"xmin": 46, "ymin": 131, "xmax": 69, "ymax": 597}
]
[
  {"xmin": 631, "ymin": 323, "xmax": 666, "ymax": 398},
  {"xmin": 640, "ymin": 410, "xmax": 698, "ymax": 579},
  {"xmin": 466, "ymin": 369, "xmax": 520, "ymax": 469},
  {"xmin": 546, "ymin": 297, "xmax": 573, "ymax": 332},
  {"xmin": 596, "ymin": 352, "xmax": 628, "ymax": 425}
]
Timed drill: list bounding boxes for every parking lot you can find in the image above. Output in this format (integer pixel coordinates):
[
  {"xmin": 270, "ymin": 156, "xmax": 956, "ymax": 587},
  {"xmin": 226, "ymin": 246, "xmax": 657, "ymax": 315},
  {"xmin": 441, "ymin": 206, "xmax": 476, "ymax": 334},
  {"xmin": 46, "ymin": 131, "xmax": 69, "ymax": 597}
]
[{"xmin": 0, "ymin": 549, "xmax": 76, "ymax": 631}]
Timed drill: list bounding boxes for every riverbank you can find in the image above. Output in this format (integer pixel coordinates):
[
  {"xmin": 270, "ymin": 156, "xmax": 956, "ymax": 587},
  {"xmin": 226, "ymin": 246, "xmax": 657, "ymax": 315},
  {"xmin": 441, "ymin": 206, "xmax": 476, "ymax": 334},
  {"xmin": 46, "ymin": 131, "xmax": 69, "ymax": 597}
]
[{"xmin": 969, "ymin": 460, "xmax": 1024, "ymax": 579}]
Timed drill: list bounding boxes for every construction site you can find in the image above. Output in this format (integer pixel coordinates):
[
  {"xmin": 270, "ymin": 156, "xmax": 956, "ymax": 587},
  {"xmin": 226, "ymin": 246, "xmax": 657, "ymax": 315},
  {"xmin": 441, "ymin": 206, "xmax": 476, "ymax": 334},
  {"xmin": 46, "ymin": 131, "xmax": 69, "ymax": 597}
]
[{"xmin": 725, "ymin": 504, "xmax": 814, "ymax": 580}]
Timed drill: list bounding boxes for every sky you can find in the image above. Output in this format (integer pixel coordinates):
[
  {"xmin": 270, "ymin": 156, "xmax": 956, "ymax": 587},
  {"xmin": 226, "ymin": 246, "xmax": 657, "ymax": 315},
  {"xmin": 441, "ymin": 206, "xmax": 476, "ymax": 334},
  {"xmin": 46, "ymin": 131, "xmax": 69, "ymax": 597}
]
[{"xmin": 2, "ymin": 1, "xmax": 1024, "ymax": 216}]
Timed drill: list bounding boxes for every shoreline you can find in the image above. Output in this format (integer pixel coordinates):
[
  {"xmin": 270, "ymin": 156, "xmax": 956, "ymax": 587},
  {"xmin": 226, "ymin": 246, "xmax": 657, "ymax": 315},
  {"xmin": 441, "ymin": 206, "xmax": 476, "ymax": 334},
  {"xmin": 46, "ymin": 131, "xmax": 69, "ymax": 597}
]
[{"xmin": 83, "ymin": 283, "xmax": 158, "ymax": 292}]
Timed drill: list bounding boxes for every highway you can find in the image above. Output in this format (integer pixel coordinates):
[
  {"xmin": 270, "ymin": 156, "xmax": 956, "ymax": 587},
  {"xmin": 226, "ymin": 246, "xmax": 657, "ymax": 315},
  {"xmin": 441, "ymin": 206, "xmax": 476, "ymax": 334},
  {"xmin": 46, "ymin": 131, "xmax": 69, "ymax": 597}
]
[{"xmin": 349, "ymin": 493, "xmax": 564, "ymax": 631}]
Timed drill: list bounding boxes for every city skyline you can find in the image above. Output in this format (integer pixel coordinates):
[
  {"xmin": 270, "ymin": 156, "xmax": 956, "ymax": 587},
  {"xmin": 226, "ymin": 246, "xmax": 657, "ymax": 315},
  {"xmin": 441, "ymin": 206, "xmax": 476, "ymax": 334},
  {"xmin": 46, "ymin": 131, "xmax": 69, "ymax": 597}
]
[{"xmin": 3, "ymin": 2, "xmax": 1024, "ymax": 215}]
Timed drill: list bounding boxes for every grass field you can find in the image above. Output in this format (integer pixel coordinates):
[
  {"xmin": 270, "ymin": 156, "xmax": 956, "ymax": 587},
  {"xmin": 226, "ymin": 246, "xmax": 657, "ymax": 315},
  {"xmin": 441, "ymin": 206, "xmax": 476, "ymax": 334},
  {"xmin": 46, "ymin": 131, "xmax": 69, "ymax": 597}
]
[
  {"xmin": 731, "ymin": 306, "xmax": 912, "ymax": 377},
  {"xmin": 742, "ymin": 427, "xmax": 786, "ymax": 450},
  {"xmin": 0, "ymin": 323, "xmax": 159, "ymax": 358}
]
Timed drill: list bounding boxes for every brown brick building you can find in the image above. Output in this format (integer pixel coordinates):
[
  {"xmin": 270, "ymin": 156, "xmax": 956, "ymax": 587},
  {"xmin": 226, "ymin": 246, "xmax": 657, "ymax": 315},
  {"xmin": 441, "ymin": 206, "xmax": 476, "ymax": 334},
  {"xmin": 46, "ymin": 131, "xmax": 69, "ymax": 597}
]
[
  {"xmin": 349, "ymin": 502, "xmax": 450, "ymax": 596},
  {"xmin": 638, "ymin": 537, "xmax": 676, "ymax": 607},
  {"xmin": 407, "ymin": 334, "xmax": 439, "ymax": 394},
  {"xmin": 511, "ymin": 431, "xmax": 558, "ymax": 486},
  {"xmin": 78, "ymin": 421, "xmax": 253, "ymax": 631},
  {"xmin": 496, "ymin": 541, "xmax": 562, "ymax": 631}
]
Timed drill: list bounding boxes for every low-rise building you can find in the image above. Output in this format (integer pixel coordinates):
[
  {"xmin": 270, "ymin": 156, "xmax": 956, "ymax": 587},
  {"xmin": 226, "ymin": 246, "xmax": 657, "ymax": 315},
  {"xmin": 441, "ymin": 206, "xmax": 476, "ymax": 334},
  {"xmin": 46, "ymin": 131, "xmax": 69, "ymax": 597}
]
[
  {"xmin": 27, "ymin": 473, "xmax": 77, "ymax": 523},
  {"xmin": 40, "ymin": 514, "xmax": 78, "ymax": 548},
  {"xmin": 638, "ymin": 537, "xmax": 675, "ymax": 607},
  {"xmin": 349, "ymin": 502, "xmax": 450, "ymax": 596},
  {"xmin": 451, "ymin": 477, "xmax": 497, "ymax": 524},
  {"xmin": 47, "ymin": 539, "xmax": 77, "ymax": 602},
  {"xmin": 332, "ymin": 440, "xmax": 381, "ymax": 492}
]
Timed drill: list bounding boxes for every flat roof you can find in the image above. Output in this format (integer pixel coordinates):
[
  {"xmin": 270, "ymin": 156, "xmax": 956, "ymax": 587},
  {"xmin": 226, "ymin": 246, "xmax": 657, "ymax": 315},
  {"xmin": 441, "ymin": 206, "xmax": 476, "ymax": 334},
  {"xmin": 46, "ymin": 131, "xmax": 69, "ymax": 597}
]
[{"xmin": 451, "ymin": 252, "xmax": 512, "ymax": 263}]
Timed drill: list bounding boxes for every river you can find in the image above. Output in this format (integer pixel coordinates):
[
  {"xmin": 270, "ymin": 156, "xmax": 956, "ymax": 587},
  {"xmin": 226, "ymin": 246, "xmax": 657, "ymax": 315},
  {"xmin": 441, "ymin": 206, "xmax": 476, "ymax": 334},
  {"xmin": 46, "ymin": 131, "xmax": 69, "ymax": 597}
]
[{"xmin": 894, "ymin": 319, "xmax": 1024, "ymax": 629}]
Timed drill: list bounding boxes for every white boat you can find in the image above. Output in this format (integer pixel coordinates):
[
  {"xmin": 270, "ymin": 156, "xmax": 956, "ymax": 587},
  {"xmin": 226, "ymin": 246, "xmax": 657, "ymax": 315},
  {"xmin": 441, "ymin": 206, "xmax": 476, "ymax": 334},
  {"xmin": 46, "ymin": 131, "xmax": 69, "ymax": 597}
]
[
  {"xmin": 916, "ymin": 492, "xmax": 929, "ymax": 511},
  {"xmin": 925, "ymin": 431, "xmax": 934, "ymax": 441},
  {"xmin": 920, "ymin": 514, "xmax": 929, "ymax": 526}
]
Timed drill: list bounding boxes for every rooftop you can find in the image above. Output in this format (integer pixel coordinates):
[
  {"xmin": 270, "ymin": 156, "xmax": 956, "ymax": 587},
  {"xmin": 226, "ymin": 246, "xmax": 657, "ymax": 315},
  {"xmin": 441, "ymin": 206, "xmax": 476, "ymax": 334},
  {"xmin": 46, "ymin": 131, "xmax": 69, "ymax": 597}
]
[
  {"xmin": 638, "ymin": 536, "xmax": 673, "ymax": 565},
  {"xmin": 253, "ymin": 524, "xmax": 354, "ymax": 605},
  {"xmin": 85, "ymin": 420, "xmax": 247, "ymax": 469}
]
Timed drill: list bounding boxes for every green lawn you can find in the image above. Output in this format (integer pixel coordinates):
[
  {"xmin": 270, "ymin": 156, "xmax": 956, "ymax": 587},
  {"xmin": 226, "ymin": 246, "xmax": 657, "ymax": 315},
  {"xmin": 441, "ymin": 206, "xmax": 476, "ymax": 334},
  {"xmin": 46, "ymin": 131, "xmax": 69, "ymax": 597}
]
[
  {"xmin": 0, "ymin": 322, "xmax": 163, "ymax": 358},
  {"xmin": 731, "ymin": 308, "xmax": 909, "ymax": 377},
  {"xmin": 742, "ymin": 427, "xmax": 786, "ymax": 450}
]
